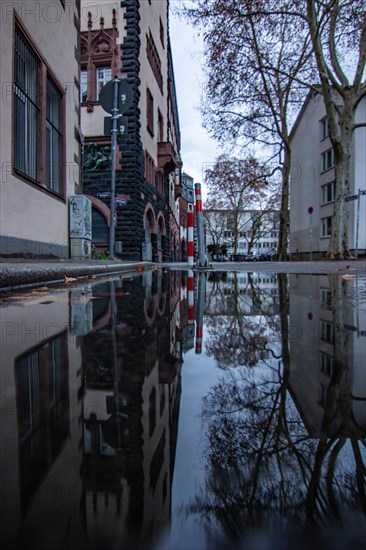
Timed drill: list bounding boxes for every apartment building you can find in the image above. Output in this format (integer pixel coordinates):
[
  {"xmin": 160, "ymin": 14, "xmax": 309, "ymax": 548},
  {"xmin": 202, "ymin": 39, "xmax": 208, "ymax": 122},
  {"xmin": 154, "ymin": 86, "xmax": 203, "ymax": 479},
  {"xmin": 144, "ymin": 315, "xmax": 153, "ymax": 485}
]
[
  {"xmin": 289, "ymin": 90, "xmax": 366, "ymax": 258},
  {"xmin": 80, "ymin": 0, "xmax": 182, "ymax": 261},
  {"xmin": 0, "ymin": 1, "xmax": 81, "ymax": 258},
  {"xmin": 204, "ymin": 208, "xmax": 280, "ymax": 259}
]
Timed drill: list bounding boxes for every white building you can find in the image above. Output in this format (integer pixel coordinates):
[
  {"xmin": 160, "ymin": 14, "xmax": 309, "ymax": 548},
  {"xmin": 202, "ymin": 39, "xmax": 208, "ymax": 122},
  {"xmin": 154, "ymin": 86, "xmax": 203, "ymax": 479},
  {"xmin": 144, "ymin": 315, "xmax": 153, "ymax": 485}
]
[
  {"xmin": 289, "ymin": 90, "xmax": 366, "ymax": 258},
  {"xmin": 204, "ymin": 209, "xmax": 280, "ymax": 259}
]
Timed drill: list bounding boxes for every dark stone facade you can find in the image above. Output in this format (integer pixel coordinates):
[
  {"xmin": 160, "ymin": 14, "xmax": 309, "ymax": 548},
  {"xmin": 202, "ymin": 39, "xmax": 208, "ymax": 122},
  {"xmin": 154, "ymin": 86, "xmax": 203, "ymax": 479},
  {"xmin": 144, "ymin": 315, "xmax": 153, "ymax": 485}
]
[{"xmin": 83, "ymin": 0, "xmax": 174, "ymax": 262}]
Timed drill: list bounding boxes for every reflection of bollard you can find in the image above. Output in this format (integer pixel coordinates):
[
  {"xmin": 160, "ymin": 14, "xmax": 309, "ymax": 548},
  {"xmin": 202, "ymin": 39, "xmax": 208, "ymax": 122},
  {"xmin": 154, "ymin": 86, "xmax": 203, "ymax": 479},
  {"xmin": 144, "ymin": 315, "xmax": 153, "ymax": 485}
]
[
  {"xmin": 188, "ymin": 270, "xmax": 195, "ymax": 323},
  {"xmin": 195, "ymin": 183, "xmax": 208, "ymax": 268},
  {"xmin": 195, "ymin": 273, "xmax": 206, "ymax": 354},
  {"xmin": 188, "ymin": 205, "xmax": 194, "ymax": 267},
  {"xmin": 187, "ymin": 269, "xmax": 194, "ymax": 324}
]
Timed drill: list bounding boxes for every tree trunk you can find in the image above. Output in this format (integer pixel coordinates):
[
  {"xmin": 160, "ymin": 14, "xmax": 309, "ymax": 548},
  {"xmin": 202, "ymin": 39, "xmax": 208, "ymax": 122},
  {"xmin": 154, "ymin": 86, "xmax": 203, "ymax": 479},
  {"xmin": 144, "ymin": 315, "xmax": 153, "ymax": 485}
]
[
  {"xmin": 278, "ymin": 147, "xmax": 291, "ymax": 260},
  {"xmin": 327, "ymin": 99, "xmax": 354, "ymax": 259}
]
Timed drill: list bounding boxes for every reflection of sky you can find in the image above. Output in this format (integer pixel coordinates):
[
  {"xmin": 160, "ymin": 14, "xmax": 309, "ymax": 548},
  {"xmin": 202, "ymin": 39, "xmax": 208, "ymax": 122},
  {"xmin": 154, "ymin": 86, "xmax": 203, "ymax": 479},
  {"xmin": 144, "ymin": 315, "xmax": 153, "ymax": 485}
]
[{"xmin": 152, "ymin": 341, "xmax": 221, "ymax": 549}]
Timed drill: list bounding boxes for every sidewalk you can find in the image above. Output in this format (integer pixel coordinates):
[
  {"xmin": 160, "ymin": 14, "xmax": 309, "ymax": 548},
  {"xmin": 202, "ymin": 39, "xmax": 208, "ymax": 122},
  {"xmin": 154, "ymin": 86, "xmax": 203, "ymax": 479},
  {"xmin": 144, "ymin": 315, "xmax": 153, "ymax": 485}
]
[
  {"xmin": 1, "ymin": 258, "xmax": 365, "ymax": 291},
  {"xmin": 0, "ymin": 259, "xmax": 150, "ymax": 290}
]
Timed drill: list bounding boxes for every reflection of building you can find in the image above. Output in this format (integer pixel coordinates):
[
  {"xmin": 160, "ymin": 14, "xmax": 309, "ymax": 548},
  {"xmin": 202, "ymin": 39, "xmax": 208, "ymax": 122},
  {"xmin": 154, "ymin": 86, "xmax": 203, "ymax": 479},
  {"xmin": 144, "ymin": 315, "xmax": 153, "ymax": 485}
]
[
  {"xmin": 0, "ymin": 1, "xmax": 81, "ymax": 258},
  {"xmin": 0, "ymin": 269, "xmax": 187, "ymax": 548},
  {"xmin": 81, "ymin": 270, "xmax": 183, "ymax": 547},
  {"xmin": 289, "ymin": 91, "xmax": 366, "ymax": 258},
  {"xmin": 289, "ymin": 274, "xmax": 366, "ymax": 437},
  {"xmin": 205, "ymin": 272, "xmax": 280, "ymax": 316},
  {"xmin": 0, "ymin": 295, "xmax": 85, "ymax": 548},
  {"xmin": 80, "ymin": 1, "xmax": 183, "ymax": 261}
]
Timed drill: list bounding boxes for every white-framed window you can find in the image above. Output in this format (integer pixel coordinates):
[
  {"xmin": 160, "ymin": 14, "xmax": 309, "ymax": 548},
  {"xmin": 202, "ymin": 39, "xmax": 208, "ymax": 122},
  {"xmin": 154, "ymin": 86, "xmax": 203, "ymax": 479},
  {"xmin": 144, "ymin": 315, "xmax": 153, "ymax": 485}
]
[
  {"xmin": 321, "ymin": 148, "xmax": 334, "ymax": 172},
  {"xmin": 320, "ymin": 117, "xmax": 329, "ymax": 140},
  {"xmin": 320, "ymin": 320, "xmax": 334, "ymax": 343},
  {"xmin": 321, "ymin": 216, "xmax": 332, "ymax": 237},
  {"xmin": 320, "ymin": 352, "xmax": 333, "ymax": 377},
  {"xmin": 321, "ymin": 181, "xmax": 336, "ymax": 204},
  {"xmin": 320, "ymin": 289, "xmax": 332, "ymax": 309},
  {"xmin": 96, "ymin": 67, "xmax": 112, "ymax": 100},
  {"xmin": 80, "ymin": 69, "xmax": 88, "ymax": 103}
]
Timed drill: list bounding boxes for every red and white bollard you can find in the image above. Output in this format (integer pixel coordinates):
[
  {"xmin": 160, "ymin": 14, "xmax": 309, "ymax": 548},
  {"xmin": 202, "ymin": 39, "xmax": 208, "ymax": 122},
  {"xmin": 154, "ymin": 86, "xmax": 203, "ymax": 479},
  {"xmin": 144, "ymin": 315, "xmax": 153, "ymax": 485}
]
[
  {"xmin": 188, "ymin": 269, "xmax": 195, "ymax": 323},
  {"xmin": 187, "ymin": 204, "xmax": 194, "ymax": 267}
]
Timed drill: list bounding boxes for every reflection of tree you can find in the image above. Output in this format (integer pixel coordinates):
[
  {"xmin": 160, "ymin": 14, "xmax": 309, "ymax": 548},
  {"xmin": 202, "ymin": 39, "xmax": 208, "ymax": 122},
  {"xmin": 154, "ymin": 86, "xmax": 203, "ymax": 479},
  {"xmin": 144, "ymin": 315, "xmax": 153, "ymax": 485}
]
[
  {"xmin": 205, "ymin": 272, "xmax": 280, "ymax": 369},
  {"xmin": 191, "ymin": 274, "xmax": 366, "ymax": 544}
]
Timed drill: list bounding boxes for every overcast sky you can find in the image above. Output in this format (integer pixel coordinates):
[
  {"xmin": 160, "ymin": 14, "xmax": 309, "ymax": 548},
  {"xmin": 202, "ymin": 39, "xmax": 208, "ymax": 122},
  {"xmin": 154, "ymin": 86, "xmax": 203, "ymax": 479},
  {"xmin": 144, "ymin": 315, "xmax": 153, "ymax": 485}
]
[{"xmin": 169, "ymin": 8, "xmax": 219, "ymax": 196}]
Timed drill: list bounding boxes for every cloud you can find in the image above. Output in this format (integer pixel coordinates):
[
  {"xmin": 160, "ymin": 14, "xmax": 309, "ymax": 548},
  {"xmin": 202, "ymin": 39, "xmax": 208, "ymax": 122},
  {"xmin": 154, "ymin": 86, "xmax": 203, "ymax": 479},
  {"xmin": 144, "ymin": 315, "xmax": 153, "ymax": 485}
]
[{"xmin": 170, "ymin": 9, "xmax": 219, "ymax": 197}]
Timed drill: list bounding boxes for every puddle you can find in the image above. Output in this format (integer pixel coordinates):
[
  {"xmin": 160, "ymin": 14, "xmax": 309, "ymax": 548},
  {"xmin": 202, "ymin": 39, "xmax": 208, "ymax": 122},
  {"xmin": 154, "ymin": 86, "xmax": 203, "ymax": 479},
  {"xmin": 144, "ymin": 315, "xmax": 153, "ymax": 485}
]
[{"xmin": 0, "ymin": 270, "xmax": 365, "ymax": 549}]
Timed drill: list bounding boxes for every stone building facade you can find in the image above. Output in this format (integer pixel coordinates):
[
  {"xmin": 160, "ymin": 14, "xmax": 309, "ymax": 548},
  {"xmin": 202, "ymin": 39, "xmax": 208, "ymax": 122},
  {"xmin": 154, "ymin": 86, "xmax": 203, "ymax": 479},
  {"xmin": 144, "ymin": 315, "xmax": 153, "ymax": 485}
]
[{"xmin": 80, "ymin": 0, "xmax": 182, "ymax": 261}]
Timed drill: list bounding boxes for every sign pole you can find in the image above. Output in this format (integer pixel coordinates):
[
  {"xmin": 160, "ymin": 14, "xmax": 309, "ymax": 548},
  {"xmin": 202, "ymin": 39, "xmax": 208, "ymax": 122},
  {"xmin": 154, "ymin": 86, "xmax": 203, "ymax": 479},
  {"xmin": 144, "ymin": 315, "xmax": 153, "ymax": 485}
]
[
  {"xmin": 355, "ymin": 189, "xmax": 360, "ymax": 259},
  {"xmin": 109, "ymin": 77, "xmax": 120, "ymax": 259},
  {"xmin": 308, "ymin": 206, "xmax": 313, "ymax": 261}
]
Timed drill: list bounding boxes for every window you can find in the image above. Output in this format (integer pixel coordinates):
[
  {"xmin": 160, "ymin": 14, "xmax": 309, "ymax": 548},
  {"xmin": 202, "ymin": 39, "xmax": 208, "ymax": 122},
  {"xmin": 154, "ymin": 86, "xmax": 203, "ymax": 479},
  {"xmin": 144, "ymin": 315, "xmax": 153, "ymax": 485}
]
[
  {"xmin": 321, "ymin": 148, "xmax": 334, "ymax": 171},
  {"xmin": 13, "ymin": 27, "xmax": 64, "ymax": 196},
  {"xmin": 46, "ymin": 78, "xmax": 62, "ymax": 193},
  {"xmin": 14, "ymin": 30, "xmax": 40, "ymax": 181},
  {"xmin": 320, "ymin": 320, "xmax": 334, "ymax": 343},
  {"xmin": 144, "ymin": 150, "xmax": 155, "ymax": 186},
  {"xmin": 320, "ymin": 289, "xmax": 332, "ymax": 309},
  {"xmin": 321, "ymin": 181, "xmax": 336, "ymax": 204},
  {"xmin": 158, "ymin": 109, "xmax": 164, "ymax": 141},
  {"xmin": 96, "ymin": 66, "xmax": 112, "ymax": 100},
  {"xmin": 321, "ymin": 216, "xmax": 332, "ymax": 237},
  {"xmin": 146, "ymin": 88, "xmax": 154, "ymax": 136},
  {"xmin": 159, "ymin": 18, "xmax": 165, "ymax": 48},
  {"xmin": 321, "ymin": 117, "xmax": 329, "ymax": 140},
  {"xmin": 320, "ymin": 352, "xmax": 333, "ymax": 377},
  {"xmin": 146, "ymin": 31, "xmax": 163, "ymax": 92},
  {"xmin": 80, "ymin": 69, "xmax": 88, "ymax": 103}
]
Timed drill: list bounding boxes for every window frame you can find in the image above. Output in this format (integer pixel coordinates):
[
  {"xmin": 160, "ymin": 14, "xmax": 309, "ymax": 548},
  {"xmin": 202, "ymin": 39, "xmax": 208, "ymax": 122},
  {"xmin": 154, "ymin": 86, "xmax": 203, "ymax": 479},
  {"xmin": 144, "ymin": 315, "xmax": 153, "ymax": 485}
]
[
  {"xmin": 321, "ymin": 181, "xmax": 336, "ymax": 205},
  {"xmin": 95, "ymin": 66, "xmax": 112, "ymax": 101},
  {"xmin": 321, "ymin": 216, "xmax": 332, "ymax": 238},
  {"xmin": 321, "ymin": 148, "xmax": 334, "ymax": 172},
  {"xmin": 320, "ymin": 117, "xmax": 329, "ymax": 140},
  {"xmin": 13, "ymin": 22, "xmax": 66, "ymax": 199},
  {"xmin": 146, "ymin": 88, "xmax": 154, "ymax": 136}
]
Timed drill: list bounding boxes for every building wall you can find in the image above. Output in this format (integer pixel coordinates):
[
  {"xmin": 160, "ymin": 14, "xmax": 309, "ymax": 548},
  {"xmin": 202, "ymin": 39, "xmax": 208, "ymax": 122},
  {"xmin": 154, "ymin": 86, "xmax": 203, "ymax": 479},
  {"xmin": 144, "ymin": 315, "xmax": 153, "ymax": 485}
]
[
  {"xmin": 81, "ymin": 0, "xmax": 182, "ymax": 261},
  {"xmin": 290, "ymin": 91, "xmax": 366, "ymax": 258},
  {"xmin": 0, "ymin": 1, "xmax": 81, "ymax": 258}
]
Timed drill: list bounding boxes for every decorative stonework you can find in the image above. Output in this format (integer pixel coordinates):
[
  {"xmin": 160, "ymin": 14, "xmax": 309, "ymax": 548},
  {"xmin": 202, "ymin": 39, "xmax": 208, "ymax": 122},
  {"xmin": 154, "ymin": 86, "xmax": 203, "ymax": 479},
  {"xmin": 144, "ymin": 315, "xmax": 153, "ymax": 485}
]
[
  {"xmin": 83, "ymin": 143, "xmax": 111, "ymax": 171},
  {"xmin": 80, "ymin": 10, "xmax": 119, "ymax": 103}
]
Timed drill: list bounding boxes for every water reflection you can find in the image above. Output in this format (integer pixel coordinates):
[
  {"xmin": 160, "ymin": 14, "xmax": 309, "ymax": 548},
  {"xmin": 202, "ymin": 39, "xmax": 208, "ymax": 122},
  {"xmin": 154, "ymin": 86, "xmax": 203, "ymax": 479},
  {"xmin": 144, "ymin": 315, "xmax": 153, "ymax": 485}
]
[
  {"xmin": 189, "ymin": 271, "xmax": 366, "ymax": 548},
  {"xmin": 0, "ymin": 270, "xmax": 365, "ymax": 549},
  {"xmin": 0, "ymin": 269, "xmax": 190, "ymax": 549}
]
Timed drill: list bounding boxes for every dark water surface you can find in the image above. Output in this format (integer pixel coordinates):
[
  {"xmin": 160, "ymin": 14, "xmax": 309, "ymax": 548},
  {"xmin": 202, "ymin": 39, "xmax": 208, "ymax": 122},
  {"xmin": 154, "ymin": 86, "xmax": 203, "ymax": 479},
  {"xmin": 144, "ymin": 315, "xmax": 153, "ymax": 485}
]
[{"xmin": 0, "ymin": 270, "xmax": 365, "ymax": 549}]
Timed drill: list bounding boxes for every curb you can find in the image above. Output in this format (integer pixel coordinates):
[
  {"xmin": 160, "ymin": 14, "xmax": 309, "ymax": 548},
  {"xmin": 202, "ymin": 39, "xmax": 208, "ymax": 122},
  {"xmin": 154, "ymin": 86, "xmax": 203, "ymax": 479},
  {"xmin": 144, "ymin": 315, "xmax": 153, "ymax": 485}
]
[{"xmin": 0, "ymin": 261, "xmax": 153, "ymax": 291}]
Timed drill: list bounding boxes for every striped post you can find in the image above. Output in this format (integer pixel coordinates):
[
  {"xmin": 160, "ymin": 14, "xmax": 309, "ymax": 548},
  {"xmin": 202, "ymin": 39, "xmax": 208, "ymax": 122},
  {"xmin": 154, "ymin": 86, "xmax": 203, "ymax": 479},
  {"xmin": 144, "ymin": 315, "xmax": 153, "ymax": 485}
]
[
  {"xmin": 188, "ymin": 269, "xmax": 195, "ymax": 323},
  {"xmin": 195, "ymin": 272, "xmax": 206, "ymax": 354},
  {"xmin": 194, "ymin": 183, "xmax": 207, "ymax": 267},
  {"xmin": 187, "ymin": 204, "xmax": 194, "ymax": 267}
]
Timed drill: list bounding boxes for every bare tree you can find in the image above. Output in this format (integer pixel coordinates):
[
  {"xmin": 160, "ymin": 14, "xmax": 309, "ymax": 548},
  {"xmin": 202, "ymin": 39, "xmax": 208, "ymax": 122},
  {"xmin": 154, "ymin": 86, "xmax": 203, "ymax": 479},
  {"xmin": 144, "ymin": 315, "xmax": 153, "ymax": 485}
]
[
  {"xmin": 203, "ymin": 207, "xmax": 228, "ymax": 259},
  {"xmin": 183, "ymin": 0, "xmax": 366, "ymax": 259},
  {"xmin": 183, "ymin": 0, "xmax": 315, "ymax": 259},
  {"xmin": 304, "ymin": 0, "xmax": 366, "ymax": 258},
  {"xmin": 203, "ymin": 154, "xmax": 276, "ymax": 255}
]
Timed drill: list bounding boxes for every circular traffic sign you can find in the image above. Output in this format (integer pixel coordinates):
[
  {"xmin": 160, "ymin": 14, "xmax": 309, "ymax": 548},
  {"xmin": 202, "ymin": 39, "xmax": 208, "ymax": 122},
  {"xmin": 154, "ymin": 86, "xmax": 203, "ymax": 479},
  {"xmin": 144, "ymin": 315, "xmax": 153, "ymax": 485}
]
[{"xmin": 99, "ymin": 78, "xmax": 134, "ymax": 114}]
